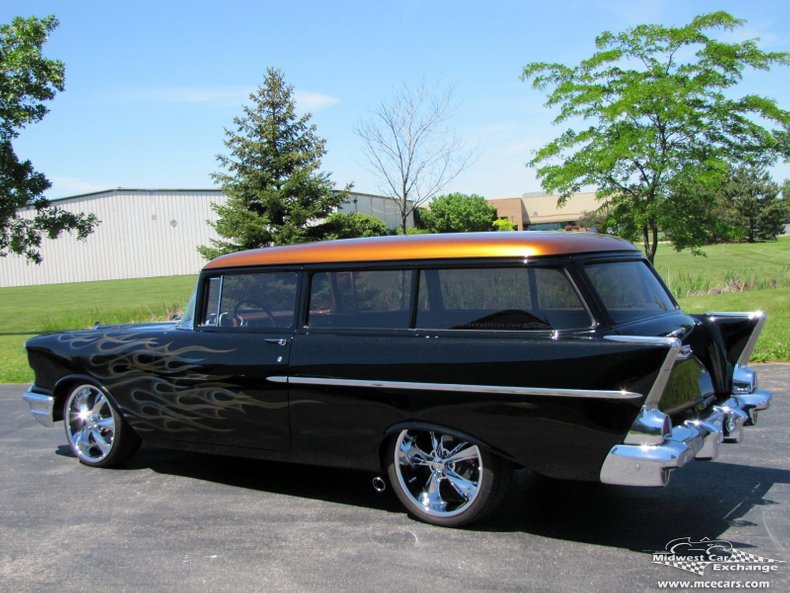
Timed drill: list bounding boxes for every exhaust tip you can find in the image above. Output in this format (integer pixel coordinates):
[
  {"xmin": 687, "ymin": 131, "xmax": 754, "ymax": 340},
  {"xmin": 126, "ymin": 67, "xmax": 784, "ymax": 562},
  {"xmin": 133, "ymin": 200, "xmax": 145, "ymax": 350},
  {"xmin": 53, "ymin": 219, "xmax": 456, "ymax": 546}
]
[{"xmin": 372, "ymin": 476, "xmax": 386, "ymax": 493}]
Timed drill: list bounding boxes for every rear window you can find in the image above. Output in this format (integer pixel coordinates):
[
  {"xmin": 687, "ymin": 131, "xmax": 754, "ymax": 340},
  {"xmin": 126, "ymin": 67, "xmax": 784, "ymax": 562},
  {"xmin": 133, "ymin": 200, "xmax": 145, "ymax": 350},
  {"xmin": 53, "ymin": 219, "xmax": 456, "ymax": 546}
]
[
  {"xmin": 585, "ymin": 260, "xmax": 676, "ymax": 323},
  {"xmin": 417, "ymin": 267, "xmax": 591, "ymax": 331}
]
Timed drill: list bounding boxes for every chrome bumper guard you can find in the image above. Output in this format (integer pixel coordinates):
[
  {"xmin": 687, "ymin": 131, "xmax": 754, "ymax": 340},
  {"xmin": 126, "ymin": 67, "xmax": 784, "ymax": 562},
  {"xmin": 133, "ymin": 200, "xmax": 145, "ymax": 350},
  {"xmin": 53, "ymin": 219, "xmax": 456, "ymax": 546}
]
[
  {"xmin": 600, "ymin": 366, "xmax": 773, "ymax": 487},
  {"xmin": 23, "ymin": 386, "xmax": 55, "ymax": 427}
]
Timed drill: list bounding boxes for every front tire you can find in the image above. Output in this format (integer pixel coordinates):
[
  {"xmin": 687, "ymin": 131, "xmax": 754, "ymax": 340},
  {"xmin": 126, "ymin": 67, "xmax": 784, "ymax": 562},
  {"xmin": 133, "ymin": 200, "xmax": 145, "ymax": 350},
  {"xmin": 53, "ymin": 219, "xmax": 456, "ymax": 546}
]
[
  {"xmin": 63, "ymin": 383, "xmax": 140, "ymax": 468},
  {"xmin": 386, "ymin": 428, "xmax": 510, "ymax": 527}
]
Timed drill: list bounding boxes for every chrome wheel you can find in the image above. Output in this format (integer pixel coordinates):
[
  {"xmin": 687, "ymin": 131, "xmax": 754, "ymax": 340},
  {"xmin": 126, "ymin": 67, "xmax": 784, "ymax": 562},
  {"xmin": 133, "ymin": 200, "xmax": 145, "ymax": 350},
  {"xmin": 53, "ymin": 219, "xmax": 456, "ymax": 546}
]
[
  {"xmin": 64, "ymin": 384, "xmax": 119, "ymax": 464},
  {"xmin": 393, "ymin": 429, "xmax": 484, "ymax": 518}
]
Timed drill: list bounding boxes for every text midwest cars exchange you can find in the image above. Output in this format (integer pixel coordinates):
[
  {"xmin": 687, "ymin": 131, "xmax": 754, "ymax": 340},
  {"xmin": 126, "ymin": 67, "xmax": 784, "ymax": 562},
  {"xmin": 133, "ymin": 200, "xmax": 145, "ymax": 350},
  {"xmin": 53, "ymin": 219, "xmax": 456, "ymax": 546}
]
[{"xmin": 23, "ymin": 232, "xmax": 773, "ymax": 527}]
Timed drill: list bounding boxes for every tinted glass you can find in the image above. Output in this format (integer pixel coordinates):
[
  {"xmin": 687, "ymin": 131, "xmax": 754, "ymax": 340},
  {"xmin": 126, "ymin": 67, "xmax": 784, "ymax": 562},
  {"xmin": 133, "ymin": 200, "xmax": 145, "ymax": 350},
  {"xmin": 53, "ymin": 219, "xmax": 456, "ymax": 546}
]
[
  {"xmin": 585, "ymin": 261, "xmax": 676, "ymax": 323},
  {"xmin": 417, "ymin": 267, "xmax": 591, "ymax": 330},
  {"xmin": 199, "ymin": 272, "xmax": 298, "ymax": 329},
  {"xmin": 308, "ymin": 270, "xmax": 413, "ymax": 329},
  {"xmin": 176, "ymin": 282, "xmax": 198, "ymax": 329}
]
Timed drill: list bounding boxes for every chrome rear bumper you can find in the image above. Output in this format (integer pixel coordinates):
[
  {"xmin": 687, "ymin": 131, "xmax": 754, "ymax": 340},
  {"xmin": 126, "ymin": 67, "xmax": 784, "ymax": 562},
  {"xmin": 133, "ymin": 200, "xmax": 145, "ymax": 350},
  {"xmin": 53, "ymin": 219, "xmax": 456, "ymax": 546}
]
[
  {"xmin": 23, "ymin": 386, "xmax": 55, "ymax": 427},
  {"xmin": 600, "ymin": 369, "xmax": 772, "ymax": 487}
]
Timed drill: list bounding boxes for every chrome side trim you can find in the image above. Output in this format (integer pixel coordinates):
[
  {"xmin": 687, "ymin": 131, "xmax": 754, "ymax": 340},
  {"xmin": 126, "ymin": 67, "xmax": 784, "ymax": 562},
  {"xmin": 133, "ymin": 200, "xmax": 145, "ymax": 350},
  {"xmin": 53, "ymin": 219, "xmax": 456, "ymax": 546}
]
[
  {"xmin": 705, "ymin": 311, "xmax": 766, "ymax": 366},
  {"xmin": 267, "ymin": 376, "xmax": 642, "ymax": 400},
  {"xmin": 23, "ymin": 387, "xmax": 55, "ymax": 427},
  {"xmin": 604, "ymin": 335, "xmax": 681, "ymax": 406}
]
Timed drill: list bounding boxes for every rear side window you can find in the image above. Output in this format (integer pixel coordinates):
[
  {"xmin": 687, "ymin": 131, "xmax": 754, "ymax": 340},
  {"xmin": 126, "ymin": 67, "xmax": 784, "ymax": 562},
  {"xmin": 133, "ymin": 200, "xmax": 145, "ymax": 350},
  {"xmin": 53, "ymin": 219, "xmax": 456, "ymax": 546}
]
[
  {"xmin": 199, "ymin": 271, "xmax": 298, "ymax": 329},
  {"xmin": 308, "ymin": 270, "xmax": 413, "ymax": 329},
  {"xmin": 417, "ymin": 267, "xmax": 591, "ymax": 331},
  {"xmin": 585, "ymin": 260, "xmax": 676, "ymax": 323}
]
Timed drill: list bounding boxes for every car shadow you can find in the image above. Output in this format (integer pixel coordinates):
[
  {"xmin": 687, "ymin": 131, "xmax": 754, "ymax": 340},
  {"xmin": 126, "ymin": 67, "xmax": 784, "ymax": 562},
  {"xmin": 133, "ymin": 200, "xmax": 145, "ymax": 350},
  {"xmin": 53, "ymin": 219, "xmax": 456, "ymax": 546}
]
[
  {"xmin": 95, "ymin": 444, "xmax": 404, "ymax": 514},
  {"xmin": 55, "ymin": 442, "xmax": 787, "ymax": 550},
  {"xmin": 484, "ymin": 461, "xmax": 788, "ymax": 551}
]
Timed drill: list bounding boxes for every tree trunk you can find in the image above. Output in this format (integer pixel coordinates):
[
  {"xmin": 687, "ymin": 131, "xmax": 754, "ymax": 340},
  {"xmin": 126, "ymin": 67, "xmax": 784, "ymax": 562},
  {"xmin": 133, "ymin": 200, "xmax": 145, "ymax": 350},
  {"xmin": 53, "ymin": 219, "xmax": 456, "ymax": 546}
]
[{"xmin": 642, "ymin": 223, "xmax": 658, "ymax": 264}]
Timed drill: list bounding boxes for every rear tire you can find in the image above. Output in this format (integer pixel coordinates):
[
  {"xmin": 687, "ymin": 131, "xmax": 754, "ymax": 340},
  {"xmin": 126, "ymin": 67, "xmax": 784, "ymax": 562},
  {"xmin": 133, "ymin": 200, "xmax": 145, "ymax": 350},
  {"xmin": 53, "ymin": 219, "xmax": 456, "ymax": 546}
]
[
  {"xmin": 386, "ymin": 428, "xmax": 510, "ymax": 527},
  {"xmin": 63, "ymin": 383, "xmax": 140, "ymax": 468}
]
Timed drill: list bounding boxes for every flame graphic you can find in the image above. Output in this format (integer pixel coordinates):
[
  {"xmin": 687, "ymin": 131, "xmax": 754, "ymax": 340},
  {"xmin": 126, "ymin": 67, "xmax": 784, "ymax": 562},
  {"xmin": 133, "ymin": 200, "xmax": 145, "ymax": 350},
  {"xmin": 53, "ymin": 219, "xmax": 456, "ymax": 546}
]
[{"xmin": 56, "ymin": 332, "xmax": 288, "ymax": 433}]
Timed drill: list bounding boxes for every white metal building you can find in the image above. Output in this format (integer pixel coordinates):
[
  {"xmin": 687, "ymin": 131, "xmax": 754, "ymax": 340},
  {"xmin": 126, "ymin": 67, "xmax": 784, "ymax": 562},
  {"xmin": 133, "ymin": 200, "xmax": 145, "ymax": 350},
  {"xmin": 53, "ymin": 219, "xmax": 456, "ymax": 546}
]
[{"xmin": 1, "ymin": 189, "xmax": 412, "ymax": 287}]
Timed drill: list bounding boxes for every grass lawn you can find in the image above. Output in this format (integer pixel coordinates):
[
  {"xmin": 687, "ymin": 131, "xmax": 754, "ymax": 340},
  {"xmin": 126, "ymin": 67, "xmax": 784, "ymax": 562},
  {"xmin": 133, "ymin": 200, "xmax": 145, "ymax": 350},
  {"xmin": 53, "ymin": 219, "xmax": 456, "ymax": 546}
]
[
  {"xmin": 677, "ymin": 288, "xmax": 789, "ymax": 363},
  {"xmin": 653, "ymin": 236, "xmax": 790, "ymax": 296},
  {"xmin": 1, "ymin": 238, "xmax": 788, "ymax": 383},
  {"xmin": 655, "ymin": 237, "xmax": 789, "ymax": 362},
  {"xmin": 0, "ymin": 275, "xmax": 196, "ymax": 383}
]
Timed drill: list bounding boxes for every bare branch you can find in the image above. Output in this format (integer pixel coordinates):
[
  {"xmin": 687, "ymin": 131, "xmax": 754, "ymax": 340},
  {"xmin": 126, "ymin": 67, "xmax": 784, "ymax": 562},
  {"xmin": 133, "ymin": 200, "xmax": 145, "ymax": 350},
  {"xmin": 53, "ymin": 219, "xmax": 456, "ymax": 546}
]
[{"xmin": 354, "ymin": 81, "xmax": 475, "ymax": 233}]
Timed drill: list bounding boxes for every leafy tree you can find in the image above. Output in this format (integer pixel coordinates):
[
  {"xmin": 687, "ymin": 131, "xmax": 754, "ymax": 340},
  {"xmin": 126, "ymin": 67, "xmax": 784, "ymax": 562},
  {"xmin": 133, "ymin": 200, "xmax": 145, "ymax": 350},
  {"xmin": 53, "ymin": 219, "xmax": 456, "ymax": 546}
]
[
  {"xmin": 783, "ymin": 179, "xmax": 790, "ymax": 211},
  {"xmin": 492, "ymin": 218, "xmax": 517, "ymax": 232},
  {"xmin": 717, "ymin": 166, "xmax": 788, "ymax": 242},
  {"xmin": 309, "ymin": 211, "xmax": 389, "ymax": 241},
  {"xmin": 577, "ymin": 208, "xmax": 610, "ymax": 233},
  {"xmin": 354, "ymin": 82, "xmax": 474, "ymax": 234},
  {"xmin": 405, "ymin": 226, "xmax": 430, "ymax": 235},
  {"xmin": 420, "ymin": 193, "xmax": 497, "ymax": 233},
  {"xmin": 0, "ymin": 15, "xmax": 96, "ymax": 263},
  {"xmin": 522, "ymin": 11, "xmax": 790, "ymax": 263},
  {"xmin": 199, "ymin": 68, "xmax": 348, "ymax": 259}
]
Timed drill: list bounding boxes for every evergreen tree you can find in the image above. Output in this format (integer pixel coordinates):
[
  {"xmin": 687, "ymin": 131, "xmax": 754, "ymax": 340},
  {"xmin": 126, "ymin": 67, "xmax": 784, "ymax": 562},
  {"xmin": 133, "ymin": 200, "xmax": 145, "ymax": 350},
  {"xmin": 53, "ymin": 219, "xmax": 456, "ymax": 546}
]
[
  {"xmin": 718, "ymin": 166, "xmax": 788, "ymax": 242},
  {"xmin": 199, "ymin": 68, "xmax": 347, "ymax": 259},
  {"xmin": 309, "ymin": 211, "xmax": 389, "ymax": 240}
]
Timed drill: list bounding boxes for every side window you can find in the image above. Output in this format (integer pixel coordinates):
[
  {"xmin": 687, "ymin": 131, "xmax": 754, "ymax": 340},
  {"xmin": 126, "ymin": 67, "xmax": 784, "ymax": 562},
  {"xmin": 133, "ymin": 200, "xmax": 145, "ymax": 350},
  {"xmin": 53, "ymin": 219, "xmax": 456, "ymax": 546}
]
[
  {"xmin": 308, "ymin": 270, "xmax": 413, "ymax": 329},
  {"xmin": 417, "ymin": 267, "xmax": 591, "ymax": 331},
  {"xmin": 202, "ymin": 277, "xmax": 222, "ymax": 326},
  {"xmin": 198, "ymin": 272, "xmax": 298, "ymax": 330}
]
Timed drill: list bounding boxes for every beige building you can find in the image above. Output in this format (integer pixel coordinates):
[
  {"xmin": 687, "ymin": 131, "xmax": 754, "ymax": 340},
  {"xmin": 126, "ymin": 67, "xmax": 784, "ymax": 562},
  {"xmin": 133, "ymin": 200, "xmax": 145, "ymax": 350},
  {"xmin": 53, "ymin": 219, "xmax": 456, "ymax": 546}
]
[{"xmin": 489, "ymin": 191, "xmax": 600, "ymax": 231}]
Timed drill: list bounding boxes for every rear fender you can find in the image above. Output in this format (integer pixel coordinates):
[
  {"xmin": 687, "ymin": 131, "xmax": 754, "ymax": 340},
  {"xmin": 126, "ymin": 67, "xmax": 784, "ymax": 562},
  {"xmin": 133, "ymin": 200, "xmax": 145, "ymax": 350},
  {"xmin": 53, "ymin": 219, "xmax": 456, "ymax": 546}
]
[{"xmin": 690, "ymin": 311, "xmax": 766, "ymax": 395}]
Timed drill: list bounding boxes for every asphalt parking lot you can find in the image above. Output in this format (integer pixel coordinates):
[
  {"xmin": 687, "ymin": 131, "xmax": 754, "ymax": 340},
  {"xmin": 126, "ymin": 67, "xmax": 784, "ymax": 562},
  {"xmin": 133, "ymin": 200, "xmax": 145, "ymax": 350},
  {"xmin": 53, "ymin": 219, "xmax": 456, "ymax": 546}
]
[{"xmin": 1, "ymin": 367, "xmax": 788, "ymax": 593}]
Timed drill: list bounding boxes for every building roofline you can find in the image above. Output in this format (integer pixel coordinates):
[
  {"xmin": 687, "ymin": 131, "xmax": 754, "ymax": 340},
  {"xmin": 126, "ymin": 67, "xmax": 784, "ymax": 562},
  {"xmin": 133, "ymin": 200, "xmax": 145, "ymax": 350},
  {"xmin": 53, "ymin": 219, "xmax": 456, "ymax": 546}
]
[
  {"xmin": 489, "ymin": 191, "xmax": 598, "ymax": 201},
  {"xmin": 48, "ymin": 188, "xmax": 405, "ymax": 203},
  {"xmin": 48, "ymin": 188, "xmax": 226, "ymax": 202}
]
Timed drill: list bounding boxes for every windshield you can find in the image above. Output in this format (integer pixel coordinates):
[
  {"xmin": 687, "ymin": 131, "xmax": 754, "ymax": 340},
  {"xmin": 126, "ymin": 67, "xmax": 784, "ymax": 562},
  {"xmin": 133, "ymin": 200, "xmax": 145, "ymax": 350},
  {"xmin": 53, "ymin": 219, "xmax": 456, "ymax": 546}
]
[
  {"xmin": 176, "ymin": 283, "xmax": 198, "ymax": 329},
  {"xmin": 585, "ymin": 260, "xmax": 676, "ymax": 324}
]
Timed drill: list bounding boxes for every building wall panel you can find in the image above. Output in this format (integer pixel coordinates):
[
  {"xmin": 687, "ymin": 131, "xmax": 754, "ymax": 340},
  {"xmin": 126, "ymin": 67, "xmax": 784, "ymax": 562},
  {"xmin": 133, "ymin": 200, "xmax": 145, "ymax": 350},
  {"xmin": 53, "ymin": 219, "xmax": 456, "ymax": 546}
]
[
  {"xmin": 0, "ymin": 189, "xmax": 410, "ymax": 287},
  {"xmin": 0, "ymin": 190, "xmax": 221, "ymax": 287}
]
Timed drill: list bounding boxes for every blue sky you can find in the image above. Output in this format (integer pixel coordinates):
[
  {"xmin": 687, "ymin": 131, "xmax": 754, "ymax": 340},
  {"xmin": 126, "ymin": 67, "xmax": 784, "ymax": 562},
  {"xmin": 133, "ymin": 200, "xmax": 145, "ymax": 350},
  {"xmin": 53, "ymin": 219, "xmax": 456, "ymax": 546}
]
[{"xmin": 3, "ymin": 0, "xmax": 789, "ymax": 200}]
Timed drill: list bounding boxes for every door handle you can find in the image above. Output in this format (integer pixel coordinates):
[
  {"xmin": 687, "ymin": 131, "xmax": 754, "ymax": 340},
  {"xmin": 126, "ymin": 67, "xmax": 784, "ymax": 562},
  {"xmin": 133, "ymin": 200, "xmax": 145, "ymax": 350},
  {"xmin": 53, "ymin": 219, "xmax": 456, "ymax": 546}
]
[{"xmin": 264, "ymin": 338, "xmax": 288, "ymax": 346}]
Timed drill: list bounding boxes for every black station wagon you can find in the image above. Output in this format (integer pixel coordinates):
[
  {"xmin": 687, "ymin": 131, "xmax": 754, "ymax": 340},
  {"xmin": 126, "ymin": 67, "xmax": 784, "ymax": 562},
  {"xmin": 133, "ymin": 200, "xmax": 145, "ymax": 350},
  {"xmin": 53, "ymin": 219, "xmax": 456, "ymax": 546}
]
[{"xmin": 23, "ymin": 232, "xmax": 773, "ymax": 526}]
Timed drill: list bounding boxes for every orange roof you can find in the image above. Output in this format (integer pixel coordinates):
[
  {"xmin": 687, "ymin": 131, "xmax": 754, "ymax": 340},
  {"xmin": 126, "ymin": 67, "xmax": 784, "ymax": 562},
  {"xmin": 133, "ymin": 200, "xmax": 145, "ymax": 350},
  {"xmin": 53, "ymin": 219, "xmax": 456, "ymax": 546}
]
[{"xmin": 203, "ymin": 232, "xmax": 638, "ymax": 270}]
